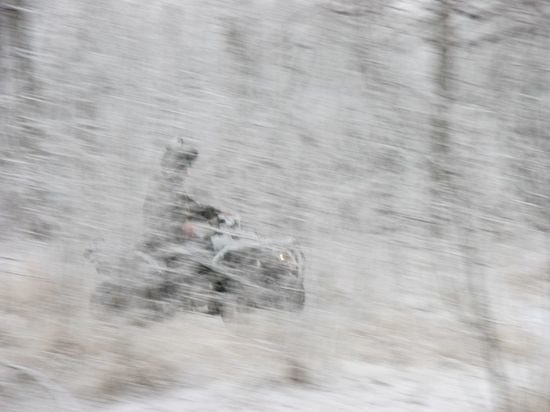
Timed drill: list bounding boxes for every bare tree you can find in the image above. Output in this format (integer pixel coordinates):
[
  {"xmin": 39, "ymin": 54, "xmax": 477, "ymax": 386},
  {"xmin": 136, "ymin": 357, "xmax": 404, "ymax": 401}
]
[{"xmin": 427, "ymin": 1, "xmax": 512, "ymax": 408}]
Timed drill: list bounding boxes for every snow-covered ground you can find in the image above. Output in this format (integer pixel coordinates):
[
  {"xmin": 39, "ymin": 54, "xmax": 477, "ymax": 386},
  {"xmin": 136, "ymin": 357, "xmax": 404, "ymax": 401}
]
[
  {"xmin": 105, "ymin": 362, "xmax": 490, "ymax": 412},
  {"xmin": 1, "ymin": 239, "xmax": 548, "ymax": 411}
]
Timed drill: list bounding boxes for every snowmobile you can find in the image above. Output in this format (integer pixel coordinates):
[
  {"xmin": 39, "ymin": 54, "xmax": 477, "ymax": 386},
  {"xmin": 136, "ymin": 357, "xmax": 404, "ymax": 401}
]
[{"xmin": 88, "ymin": 213, "xmax": 306, "ymax": 320}]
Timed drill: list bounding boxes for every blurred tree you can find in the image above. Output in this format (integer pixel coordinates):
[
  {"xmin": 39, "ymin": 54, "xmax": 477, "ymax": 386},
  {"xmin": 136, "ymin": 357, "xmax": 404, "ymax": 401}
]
[{"xmin": 0, "ymin": 0, "xmax": 54, "ymax": 240}]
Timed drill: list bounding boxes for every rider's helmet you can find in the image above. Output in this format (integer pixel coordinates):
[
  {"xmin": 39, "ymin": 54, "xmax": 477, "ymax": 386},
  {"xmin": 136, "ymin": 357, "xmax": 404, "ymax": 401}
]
[{"xmin": 161, "ymin": 137, "xmax": 199, "ymax": 172}]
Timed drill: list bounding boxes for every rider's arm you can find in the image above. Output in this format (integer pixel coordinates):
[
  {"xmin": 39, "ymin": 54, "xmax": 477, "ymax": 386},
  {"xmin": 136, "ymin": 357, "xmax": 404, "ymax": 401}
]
[
  {"xmin": 188, "ymin": 204, "xmax": 222, "ymax": 221},
  {"xmin": 174, "ymin": 193, "xmax": 222, "ymax": 222}
]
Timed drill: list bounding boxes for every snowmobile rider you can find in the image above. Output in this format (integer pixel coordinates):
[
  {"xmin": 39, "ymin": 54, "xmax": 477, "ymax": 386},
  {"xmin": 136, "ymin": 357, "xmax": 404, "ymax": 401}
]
[{"xmin": 140, "ymin": 137, "xmax": 229, "ymax": 256}]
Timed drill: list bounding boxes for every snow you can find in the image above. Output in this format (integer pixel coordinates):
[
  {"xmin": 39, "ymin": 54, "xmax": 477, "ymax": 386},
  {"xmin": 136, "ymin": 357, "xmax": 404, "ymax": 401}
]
[
  {"xmin": 105, "ymin": 362, "xmax": 490, "ymax": 412},
  {"xmin": 2, "ymin": 0, "xmax": 550, "ymax": 410}
]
